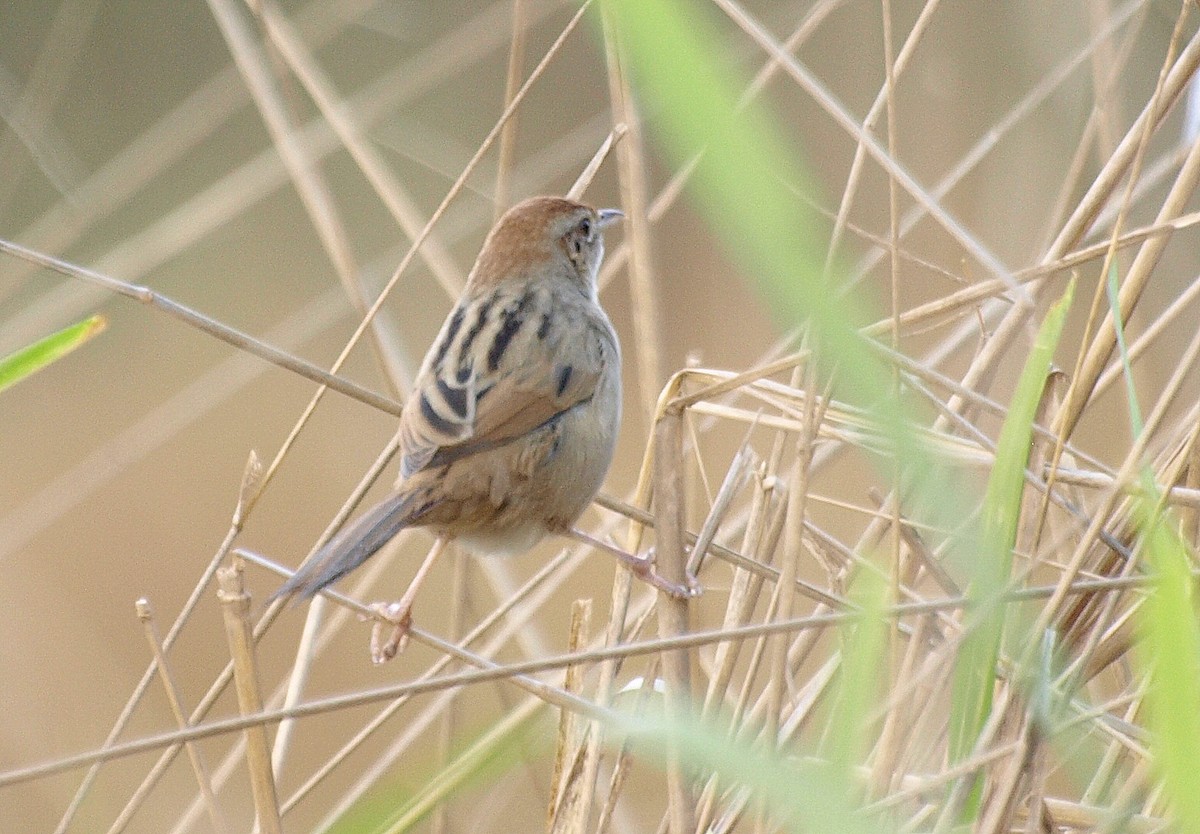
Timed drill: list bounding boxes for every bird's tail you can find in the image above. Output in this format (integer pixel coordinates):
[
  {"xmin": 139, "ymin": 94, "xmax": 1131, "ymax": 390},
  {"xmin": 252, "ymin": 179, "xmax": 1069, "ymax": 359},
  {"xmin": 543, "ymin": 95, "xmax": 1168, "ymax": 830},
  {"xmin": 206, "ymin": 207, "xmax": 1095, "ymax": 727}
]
[{"xmin": 272, "ymin": 491, "xmax": 424, "ymax": 602}]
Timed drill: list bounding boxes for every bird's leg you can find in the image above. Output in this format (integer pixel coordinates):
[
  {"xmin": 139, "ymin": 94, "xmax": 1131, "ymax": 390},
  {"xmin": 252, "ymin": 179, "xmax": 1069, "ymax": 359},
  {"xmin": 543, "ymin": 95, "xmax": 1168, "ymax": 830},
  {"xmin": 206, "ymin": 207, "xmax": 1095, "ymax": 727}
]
[
  {"xmin": 567, "ymin": 528, "xmax": 701, "ymax": 599},
  {"xmin": 368, "ymin": 535, "xmax": 451, "ymax": 663}
]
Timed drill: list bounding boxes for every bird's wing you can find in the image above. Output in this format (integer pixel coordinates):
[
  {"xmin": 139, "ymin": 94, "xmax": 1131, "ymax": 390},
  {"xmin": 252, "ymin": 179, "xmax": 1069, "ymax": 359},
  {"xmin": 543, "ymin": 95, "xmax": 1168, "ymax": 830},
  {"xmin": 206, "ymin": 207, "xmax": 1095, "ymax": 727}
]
[{"xmin": 397, "ymin": 294, "xmax": 612, "ymax": 478}]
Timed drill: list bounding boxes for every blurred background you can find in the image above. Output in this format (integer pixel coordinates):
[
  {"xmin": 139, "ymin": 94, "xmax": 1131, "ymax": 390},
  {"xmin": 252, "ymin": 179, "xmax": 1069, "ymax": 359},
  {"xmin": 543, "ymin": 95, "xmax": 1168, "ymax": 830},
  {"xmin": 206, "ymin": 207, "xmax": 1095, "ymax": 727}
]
[{"xmin": 1, "ymin": 0, "xmax": 1198, "ymax": 831}]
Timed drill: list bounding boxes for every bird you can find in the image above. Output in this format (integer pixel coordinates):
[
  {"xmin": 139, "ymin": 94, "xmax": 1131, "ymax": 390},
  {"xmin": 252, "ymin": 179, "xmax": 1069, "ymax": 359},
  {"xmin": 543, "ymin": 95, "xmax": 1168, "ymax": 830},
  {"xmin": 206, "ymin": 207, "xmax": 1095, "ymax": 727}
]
[{"xmin": 275, "ymin": 195, "xmax": 696, "ymax": 661}]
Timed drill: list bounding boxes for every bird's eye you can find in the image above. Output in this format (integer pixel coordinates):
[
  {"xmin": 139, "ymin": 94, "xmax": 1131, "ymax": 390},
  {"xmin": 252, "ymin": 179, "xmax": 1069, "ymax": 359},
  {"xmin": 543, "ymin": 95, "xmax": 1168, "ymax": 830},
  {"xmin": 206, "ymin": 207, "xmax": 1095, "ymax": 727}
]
[{"xmin": 578, "ymin": 218, "xmax": 591, "ymax": 238}]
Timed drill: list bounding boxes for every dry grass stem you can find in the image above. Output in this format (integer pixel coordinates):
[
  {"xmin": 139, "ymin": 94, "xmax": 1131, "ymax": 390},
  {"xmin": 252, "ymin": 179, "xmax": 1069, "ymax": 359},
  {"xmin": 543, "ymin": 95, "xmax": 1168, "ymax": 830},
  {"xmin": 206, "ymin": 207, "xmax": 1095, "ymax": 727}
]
[
  {"xmin": 547, "ymin": 598, "xmax": 592, "ymax": 832},
  {"xmin": 0, "ymin": 237, "xmax": 400, "ymax": 415},
  {"xmin": 216, "ymin": 564, "xmax": 282, "ymax": 834},
  {"xmin": 135, "ymin": 600, "xmax": 228, "ymax": 834},
  {"xmin": 652, "ymin": 409, "xmax": 696, "ymax": 834},
  {"xmin": 602, "ymin": 4, "xmax": 664, "ymax": 418},
  {"xmin": 251, "ymin": 0, "xmax": 465, "ymax": 302}
]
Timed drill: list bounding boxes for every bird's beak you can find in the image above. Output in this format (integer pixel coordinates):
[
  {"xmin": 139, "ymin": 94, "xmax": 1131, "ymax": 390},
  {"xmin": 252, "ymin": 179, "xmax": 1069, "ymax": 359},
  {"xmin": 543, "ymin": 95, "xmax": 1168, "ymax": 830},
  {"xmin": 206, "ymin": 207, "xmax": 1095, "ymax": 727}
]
[{"xmin": 596, "ymin": 208, "xmax": 625, "ymax": 228}]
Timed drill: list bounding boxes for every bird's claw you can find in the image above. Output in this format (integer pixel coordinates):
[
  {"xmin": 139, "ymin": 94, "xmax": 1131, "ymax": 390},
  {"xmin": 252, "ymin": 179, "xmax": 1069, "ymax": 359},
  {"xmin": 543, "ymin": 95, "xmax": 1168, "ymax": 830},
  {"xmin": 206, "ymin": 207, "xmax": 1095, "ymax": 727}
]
[
  {"xmin": 626, "ymin": 550, "xmax": 702, "ymax": 600},
  {"xmin": 367, "ymin": 601, "xmax": 413, "ymax": 663}
]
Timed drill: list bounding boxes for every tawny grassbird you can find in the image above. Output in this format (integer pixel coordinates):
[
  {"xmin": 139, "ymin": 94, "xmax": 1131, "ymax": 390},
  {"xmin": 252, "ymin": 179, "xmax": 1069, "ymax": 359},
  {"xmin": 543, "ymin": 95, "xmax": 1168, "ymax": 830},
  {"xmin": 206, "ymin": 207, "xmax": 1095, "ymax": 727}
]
[{"xmin": 276, "ymin": 196, "xmax": 695, "ymax": 661}]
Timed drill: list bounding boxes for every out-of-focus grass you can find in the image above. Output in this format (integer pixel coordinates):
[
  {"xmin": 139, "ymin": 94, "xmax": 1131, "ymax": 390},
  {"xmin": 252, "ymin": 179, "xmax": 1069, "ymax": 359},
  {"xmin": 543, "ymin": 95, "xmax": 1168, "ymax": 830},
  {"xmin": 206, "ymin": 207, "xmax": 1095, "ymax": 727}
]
[
  {"xmin": 597, "ymin": 0, "xmax": 961, "ymax": 826},
  {"xmin": 1105, "ymin": 251, "xmax": 1200, "ymax": 831},
  {"xmin": 594, "ymin": 0, "xmax": 1200, "ymax": 829},
  {"xmin": 597, "ymin": 0, "xmax": 979, "ymax": 548},
  {"xmin": 328, "ymin": 712, "xmax": 550, "ymax": 833},
  {"xmin": 826, "ymin": 563, "xmax": 890, "ymax": 773},
  {"xmin": 1137, "ymin": 501, "xmax": 1200, "ymax": 832},
  {"xmin": 618, "ymin": 706, "xmax": 892, "ymax": 834}
]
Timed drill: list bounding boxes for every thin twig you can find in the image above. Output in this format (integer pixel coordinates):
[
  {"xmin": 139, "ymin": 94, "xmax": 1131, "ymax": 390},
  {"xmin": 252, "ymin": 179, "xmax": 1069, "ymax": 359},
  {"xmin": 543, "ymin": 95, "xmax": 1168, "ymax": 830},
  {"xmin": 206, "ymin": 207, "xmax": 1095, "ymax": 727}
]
[
  {"xmin": 136, "ymin": 600, "xmax": 229, "ymax": 834},
  {"xmin": 0, "ymin": 237, "xmax": 400, "ymax": 414}
]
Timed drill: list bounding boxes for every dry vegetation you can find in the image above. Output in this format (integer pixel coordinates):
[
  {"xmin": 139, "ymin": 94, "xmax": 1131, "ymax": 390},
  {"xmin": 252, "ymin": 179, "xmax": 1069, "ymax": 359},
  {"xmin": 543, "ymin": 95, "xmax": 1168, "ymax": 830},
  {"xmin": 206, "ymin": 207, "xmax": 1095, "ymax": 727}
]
[{"xmin": 3, "ymin": 1, "xmax": 1200, "ymax": 832}]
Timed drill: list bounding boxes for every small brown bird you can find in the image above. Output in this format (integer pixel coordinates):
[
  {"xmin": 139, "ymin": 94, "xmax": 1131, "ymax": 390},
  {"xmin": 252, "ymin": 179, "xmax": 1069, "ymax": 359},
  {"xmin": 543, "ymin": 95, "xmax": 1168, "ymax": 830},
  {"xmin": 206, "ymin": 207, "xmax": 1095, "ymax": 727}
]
[{"xmin": 277, "ymin": 196, "xmax": 693, "ymax": 661}]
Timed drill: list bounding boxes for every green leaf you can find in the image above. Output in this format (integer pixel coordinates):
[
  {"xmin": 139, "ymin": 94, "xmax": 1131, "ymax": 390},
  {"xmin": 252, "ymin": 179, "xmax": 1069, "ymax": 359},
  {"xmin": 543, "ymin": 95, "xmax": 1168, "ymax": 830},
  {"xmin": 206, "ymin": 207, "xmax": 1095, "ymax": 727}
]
[
  {"xmin": 0, "ymin": 314, "xmax": 107, "ymax": 395},
  {"xmin": 1136, "ymin": 498, "xmax": 1200, "ymax": 831},
  {"xmin": 947, "ymin": 279, "xmax": 1074, "ymax": 817}
]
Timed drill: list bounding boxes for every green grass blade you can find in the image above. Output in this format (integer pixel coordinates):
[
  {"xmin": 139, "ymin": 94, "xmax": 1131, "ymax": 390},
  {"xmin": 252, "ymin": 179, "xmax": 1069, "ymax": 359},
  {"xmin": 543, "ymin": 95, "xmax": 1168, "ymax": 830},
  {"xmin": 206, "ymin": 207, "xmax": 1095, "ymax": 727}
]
[
  {"xmin": 0, "ymin": 314, "xmax": 107, "ymax": 395},
  {"xmin": 620, "ymin": 707, "xmax": 894, "ymax": 834},
  {"xmin": 1137, "ymin": 501, "xmax": 1200, "ymax": 832},
  {"xmin": 947, "ymin": 279, "xmax": 1074, "ymax": 813},
  {"xmin": 1103, "ymin": 216, "xmax": 1200, "ymax": 831},
  {"xmin": 1105, "ymin": 260, "xmax": 1144, "ymax": 438},
  {"xmin": 328, "ymin": 710, "xmax": 547, "ymax": 833},
  {"xmin": 827, "ymin": 566, "xmax": 889, "ymax": 773}
]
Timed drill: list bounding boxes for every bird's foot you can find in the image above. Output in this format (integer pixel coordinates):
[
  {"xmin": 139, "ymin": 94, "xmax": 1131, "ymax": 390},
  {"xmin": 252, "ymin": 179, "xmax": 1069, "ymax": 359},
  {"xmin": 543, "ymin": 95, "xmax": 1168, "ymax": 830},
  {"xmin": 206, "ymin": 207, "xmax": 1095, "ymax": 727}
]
[
  {"xmin": 567, "ymin": 528, "xmax": 702, "ymax": 599},
  {"xmin": 625, "ymin": 548, "xmax": 702, "ymax": 600},
  {"xmin": 366, "ymin": 601, "xmax": 413, "ymax": 663}
]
